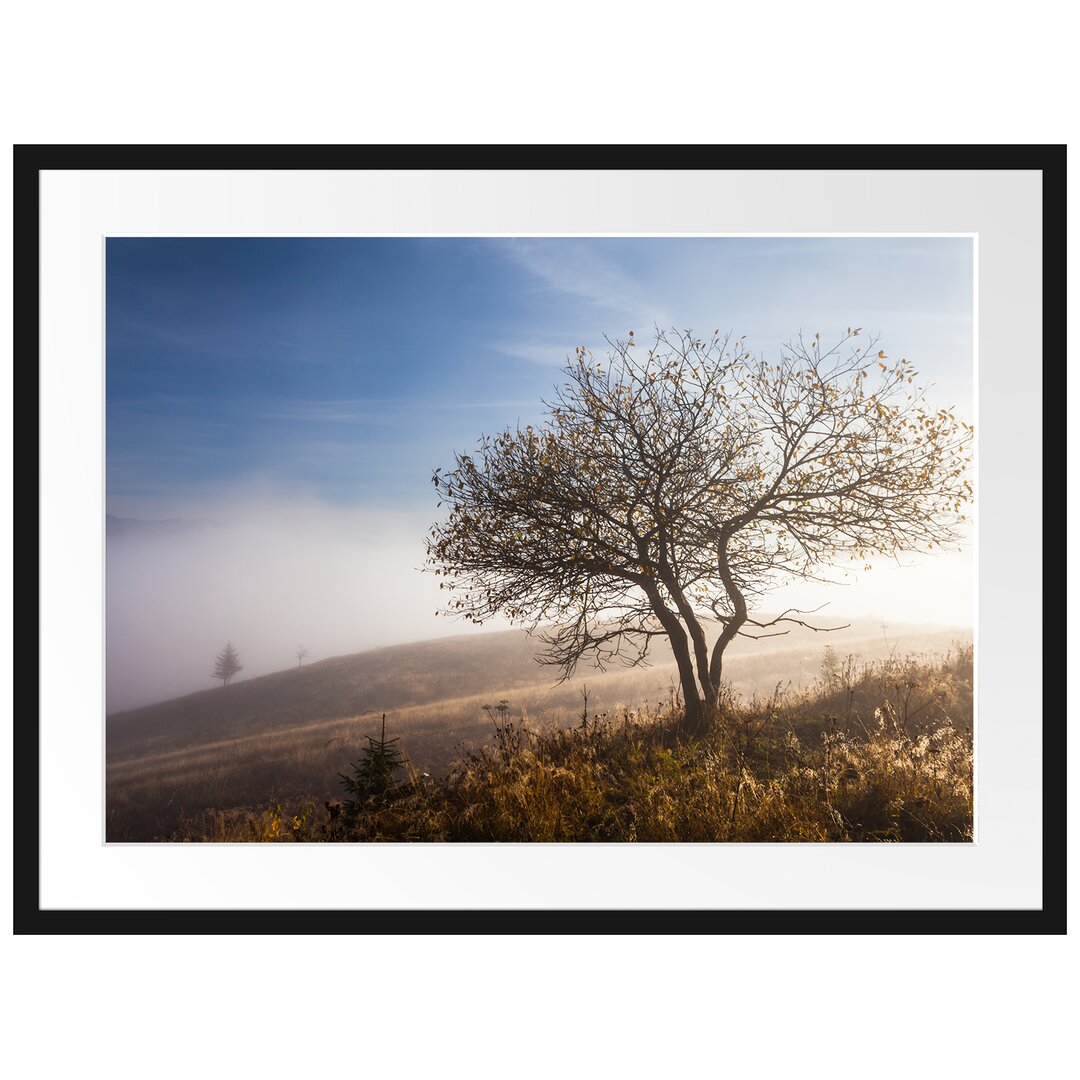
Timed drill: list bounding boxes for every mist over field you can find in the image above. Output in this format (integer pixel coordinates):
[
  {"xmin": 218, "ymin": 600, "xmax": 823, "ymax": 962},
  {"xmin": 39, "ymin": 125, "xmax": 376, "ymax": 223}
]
[
  {"xmin": 106, "ymin": 490, "xmax": 972, "ymax": 713},
  {"xmin": 105, "ymin": 497, "xmax": 497, "ymax": 711}
]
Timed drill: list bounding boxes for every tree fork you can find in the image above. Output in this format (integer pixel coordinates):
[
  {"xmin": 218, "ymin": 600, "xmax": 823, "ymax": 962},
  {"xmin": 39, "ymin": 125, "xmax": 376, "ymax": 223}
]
[
  {"xmin": 641, "ymin": 578, "xmax": 707, "ymax": 734},
  {"xmin": 658, "ymin": 568, "xmax": 716, "ymax": 715}
]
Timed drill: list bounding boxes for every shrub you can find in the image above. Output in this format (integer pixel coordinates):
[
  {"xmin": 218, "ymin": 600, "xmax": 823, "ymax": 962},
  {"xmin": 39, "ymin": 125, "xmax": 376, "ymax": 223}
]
[{"xmin": 338, "ymin": 714, "xmax": 408, "ymax": 813}]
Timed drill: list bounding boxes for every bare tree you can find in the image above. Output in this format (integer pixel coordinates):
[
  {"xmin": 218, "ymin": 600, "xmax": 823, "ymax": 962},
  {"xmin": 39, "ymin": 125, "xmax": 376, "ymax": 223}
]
[
  {"xmin": 296, "ymin": 644, "xmax": 309, "ymax": 668},
  {"xmin": 427, "ymin": 327, "xmax": 972, "ymax": 734},
  {"xmin": 212, "ymin": 641, "xmax": 243, "ymax": 687}
]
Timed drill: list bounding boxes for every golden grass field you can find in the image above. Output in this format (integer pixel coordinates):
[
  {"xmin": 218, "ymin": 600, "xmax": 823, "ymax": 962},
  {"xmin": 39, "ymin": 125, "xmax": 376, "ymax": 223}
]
[{"xmin": 106, "ymin": 619, "xmax": 972, "ymax": 841}]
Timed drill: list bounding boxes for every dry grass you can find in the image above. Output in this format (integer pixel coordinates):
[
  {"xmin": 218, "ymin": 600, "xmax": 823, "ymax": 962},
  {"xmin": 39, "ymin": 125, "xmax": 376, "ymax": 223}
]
[
  {"xmin": 162, "ymin": 644, "xmax": 973, "ymax": 843},
  {"xmin": 106, "ymin": 626, "xmax": 969, "ymax": 840}
]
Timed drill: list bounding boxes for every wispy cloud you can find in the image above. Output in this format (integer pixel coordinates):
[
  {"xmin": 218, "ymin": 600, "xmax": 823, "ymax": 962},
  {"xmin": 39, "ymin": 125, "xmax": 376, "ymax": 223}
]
[
  {"xmin": 256, "ymin": 397, "xmax": 537, "ymax": 423},
  {"xmin": 256, "ymin": 401, "xmax": 398, "ymax": 424},
  {"xmin": 485, "ymin": 340, "xmax": 582, "ymax": 367},
  {"xmin": 109, "ymin": 316, "xmax": 293, "ymax": 362},
  {"xmin": 503, "ymin": 239, "xmax": 663, "ymax": 319}
]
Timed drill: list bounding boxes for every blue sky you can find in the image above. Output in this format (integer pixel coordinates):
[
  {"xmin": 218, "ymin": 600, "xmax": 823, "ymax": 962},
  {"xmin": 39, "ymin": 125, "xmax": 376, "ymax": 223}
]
[{"xmin": 106, "ymin": 236, "xmax": 973, "ymax": 516}]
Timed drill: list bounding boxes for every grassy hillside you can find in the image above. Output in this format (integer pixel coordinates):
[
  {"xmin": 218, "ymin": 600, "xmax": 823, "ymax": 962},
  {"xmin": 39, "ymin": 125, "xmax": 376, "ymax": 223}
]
[
  {"xmin": 106, "ymin": 619, "xmax": 971, "ymax": 841},
  {"xmin": 173, "ymin": 644, "xmax": 975, "ymax": 843}
]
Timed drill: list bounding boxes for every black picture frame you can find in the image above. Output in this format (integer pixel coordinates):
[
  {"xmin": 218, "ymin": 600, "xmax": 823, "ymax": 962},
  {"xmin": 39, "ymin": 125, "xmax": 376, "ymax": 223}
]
[{"xmin": 14, "ymin": 144, "xmax": 1066, "ymax": 935}]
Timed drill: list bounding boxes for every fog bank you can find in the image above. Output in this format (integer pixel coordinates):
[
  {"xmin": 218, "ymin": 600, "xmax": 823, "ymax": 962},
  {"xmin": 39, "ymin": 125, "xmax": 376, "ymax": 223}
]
[
  {"xmin": 106, "ymin": 499, "xmax": 491, "ymax": 712},
  {"xmin": 107, "ymin": 493, "xmax": 972, "ymax": 713}
]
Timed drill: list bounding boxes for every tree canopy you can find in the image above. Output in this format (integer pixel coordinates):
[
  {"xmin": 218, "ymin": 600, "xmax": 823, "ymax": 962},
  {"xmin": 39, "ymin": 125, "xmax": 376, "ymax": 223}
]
[{"xmin": 427, "ymin": 327, "xmax": 972, "ymax": 733}]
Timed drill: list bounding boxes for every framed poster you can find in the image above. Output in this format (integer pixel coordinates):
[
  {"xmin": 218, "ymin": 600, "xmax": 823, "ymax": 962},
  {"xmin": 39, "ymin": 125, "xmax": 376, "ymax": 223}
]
[{"xmin": 15, "ymin": 144, "xmax": 1065, "ymax": 932}]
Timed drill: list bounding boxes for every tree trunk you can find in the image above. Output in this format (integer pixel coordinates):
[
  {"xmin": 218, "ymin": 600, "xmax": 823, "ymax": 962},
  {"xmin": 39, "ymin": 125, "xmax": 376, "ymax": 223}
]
[
  {"xmin": 639, "ymin": 575, "xmax": 711, "ymax": 735},
  {"xmin": 667, "ymin": 620, "xmax": 706, "ymax": 734},
  {"xmin": 641, "ymin": 579, "xmax": 706, "ymax": 734},
  {"xmin": 708, "ymin": 538, "xmax": 749, "ymax": 713},
  {"xmin": 669, "ymin": 591, "xmax": 715, "ymax": 710},
  {"xmin": 654, "ymin": 541, "xmax": 715, "ymax": 709},
  {"xmin": 681, "ymin": 690, "xmax": 709, "ymax": 736},
  {"xmin": 707, "ymin": 646, "xmax": 725, "ymax": 708}
]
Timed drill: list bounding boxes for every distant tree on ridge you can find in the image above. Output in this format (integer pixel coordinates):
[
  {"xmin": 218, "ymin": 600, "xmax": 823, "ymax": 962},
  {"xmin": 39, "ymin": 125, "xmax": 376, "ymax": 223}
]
[{"xmin": 213, "ymin": 641, "xmax": 243, "ymax": 687}]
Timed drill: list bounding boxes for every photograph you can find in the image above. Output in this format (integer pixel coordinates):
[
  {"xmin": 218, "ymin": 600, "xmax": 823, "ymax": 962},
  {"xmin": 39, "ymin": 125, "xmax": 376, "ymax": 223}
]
[{"xmin": 105, "ymin": 234, "xmax": 976, "ymax": 844}]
